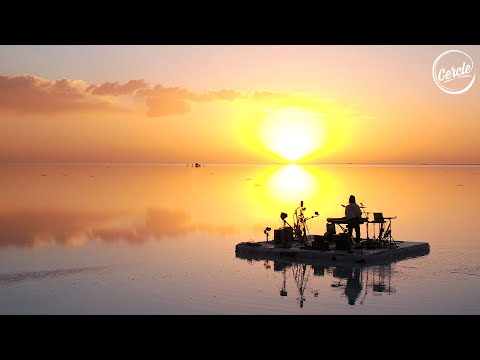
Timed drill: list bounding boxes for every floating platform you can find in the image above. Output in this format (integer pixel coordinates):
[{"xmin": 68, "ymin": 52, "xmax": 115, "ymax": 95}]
[{"xmin": 235, "ymin": 240, "xmax": 430, "ymax": 266}]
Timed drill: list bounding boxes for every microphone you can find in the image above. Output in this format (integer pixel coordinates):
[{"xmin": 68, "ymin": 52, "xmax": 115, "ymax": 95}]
[{"xmin": 341, "ymin": 204, "xmax": 346, "ymax": 207}]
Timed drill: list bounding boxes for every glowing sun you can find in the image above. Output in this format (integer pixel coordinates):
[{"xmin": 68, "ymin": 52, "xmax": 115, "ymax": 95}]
[{"xmin": 259, "ymin": 108, "xmax": 326, "ymax": 162}]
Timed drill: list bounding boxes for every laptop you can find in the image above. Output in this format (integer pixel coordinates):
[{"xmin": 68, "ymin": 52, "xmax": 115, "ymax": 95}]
[{"xmin": 373, "ymin": 212, "xmax": 384, "ymax": 222}]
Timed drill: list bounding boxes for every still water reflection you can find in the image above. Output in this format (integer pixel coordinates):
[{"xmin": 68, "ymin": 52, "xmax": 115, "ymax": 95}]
[
  {"xmin": 240, "ymin": 259, "xmax": 400, "ymax": 308},
  {"xmin": 0, "ymin": 164, "xmax": 479, "ymax": 314}
]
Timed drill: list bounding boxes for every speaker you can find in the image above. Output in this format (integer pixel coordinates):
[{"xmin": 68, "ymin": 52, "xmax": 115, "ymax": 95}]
[
  {"xmin": 312, "ymin": 235, "xmax": 324, "ymax": 242},
  {"xmin": 312, "ymin": 235, "xmax": 329, "ymax": 250},
  {"xmin": 335, "ymin": 233, "xmax": 351, "ymax": 250},
  {"xmin": 274, "ymin": 227, "xmax": 293, "ymax": 244}
]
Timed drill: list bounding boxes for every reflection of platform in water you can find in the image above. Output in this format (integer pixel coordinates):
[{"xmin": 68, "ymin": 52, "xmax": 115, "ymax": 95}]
[
  {"xmin": 236, "ymin": 240, "xmax": 430, "ymax": 266},
  {"xmin": 238, "ymin": 252, "xmax": 419, "ymax": 307}
]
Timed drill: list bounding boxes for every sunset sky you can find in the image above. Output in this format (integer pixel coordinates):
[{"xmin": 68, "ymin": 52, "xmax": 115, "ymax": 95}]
[{"xmin": 1, "ymin": 45, "xmax": 479, "ymax": 164}]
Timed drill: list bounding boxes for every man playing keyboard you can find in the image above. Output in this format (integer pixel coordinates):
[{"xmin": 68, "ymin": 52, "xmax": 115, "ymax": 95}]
[{"xmin": 345, "ymin": 195, "xmax": 362, "ymax": 244}]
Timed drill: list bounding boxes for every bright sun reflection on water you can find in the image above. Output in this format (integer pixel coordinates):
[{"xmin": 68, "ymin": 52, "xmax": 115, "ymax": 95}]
[{"xmin": 267, "ymin": 165, "xmax": 318, "ymax": 203}]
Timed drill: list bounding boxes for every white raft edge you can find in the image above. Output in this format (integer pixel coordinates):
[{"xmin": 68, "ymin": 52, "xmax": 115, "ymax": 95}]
[{"xmin": 235, "ymin": 240, "xmax": 430, "ymax": 265}]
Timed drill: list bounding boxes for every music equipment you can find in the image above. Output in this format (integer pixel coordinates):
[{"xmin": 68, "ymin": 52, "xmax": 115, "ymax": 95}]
[
  {"xmin": 311, "ymin": 235, "xmax": 329, "ymax": 250},
  {"xmin": 274, "ymin": 227, "xmax": 294, "ymax": 245},
  {"xmin": 326, "ymin": 217, "xmax": 368, "ymax": 224},
  {"xmin": 369, "ymin": 212, "xmax": 397, "ymax": 223},
  {"xmin": 335, "ymin": 233, "xmax": 351, "ymax": 250}
]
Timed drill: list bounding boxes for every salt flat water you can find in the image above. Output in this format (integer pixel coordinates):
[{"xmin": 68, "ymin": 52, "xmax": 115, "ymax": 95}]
[{"xmin": 0, "ymin": 164, "xmax": 479, "ymax": 314}]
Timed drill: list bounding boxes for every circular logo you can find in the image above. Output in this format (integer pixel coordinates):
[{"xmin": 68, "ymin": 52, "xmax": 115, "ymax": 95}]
[{"xmin": 432, "ymin": 50, "xmax": 475, "ymax": 94}]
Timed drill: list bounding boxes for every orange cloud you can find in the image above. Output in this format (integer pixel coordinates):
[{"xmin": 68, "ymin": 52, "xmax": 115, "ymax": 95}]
[
  {"xmin": 0, "ymin": 74, "xmax": 354, "ymax": 119},
  {"xmin": 0, "ymin": 75, "xmax": 124, "ymax": 114},
  {"xmin": 86, "ymin": 79, "xmax": 148, "ymax": 95},
  {"xmin": 0, "ymin": 75, "xmax": 243, "ymax": 117},
  {"xmin": 140, "ymin": 85, "xmax": 241, "ymax": 117},
  {"xmin": 143, "ymin": 86, "xmax": 192, "ymax": 117},
  {"xmin": 190, "ymin": 89, "xmax": 242, "ymax": 101}
]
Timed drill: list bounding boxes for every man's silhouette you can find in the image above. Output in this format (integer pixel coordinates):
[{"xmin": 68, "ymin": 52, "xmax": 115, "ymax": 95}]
[{"xmin": 345, "ymin": 195, "xmax": 362, "ymax": 243}]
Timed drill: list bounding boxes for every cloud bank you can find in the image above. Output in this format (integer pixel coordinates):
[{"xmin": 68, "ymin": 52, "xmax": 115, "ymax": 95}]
[
  {"xmin": 0, "ymin": 75, "xmax": 244, "ymax": 117},
  {"xmin": 0, "ymin": 75, "xmax": 123, "ymax": 114},
  {"xmin": 0, "ymin": 74, "xmax": 364, "ymax": 121}
]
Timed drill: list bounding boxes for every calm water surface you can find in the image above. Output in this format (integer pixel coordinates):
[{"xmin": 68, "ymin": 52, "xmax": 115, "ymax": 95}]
[{"xmin": 0, "ymin": 164, "xmax": 479, "ymax": 314}]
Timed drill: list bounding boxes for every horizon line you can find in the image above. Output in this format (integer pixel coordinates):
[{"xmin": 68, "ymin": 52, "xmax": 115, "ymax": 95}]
[{"xmin": 1, "ymin": 162, "xmax": 480, "ymax": 167}]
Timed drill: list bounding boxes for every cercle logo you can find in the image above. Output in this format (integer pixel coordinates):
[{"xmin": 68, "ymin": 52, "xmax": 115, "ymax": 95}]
[{"xmin": 432, "ymin": 50, "xmax": 475, "ymax": 94}]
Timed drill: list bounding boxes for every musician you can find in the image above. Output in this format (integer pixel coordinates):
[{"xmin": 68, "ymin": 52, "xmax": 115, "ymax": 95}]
[{"xmin": 345, "ymin": 195, "xmax": 362, "ymax": 243}]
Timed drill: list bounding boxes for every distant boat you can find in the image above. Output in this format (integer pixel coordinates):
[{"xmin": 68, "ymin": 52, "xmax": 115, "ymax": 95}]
[{"xmin": 194, "ymin": 163, "xmax": 201, "ymax": 167}]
